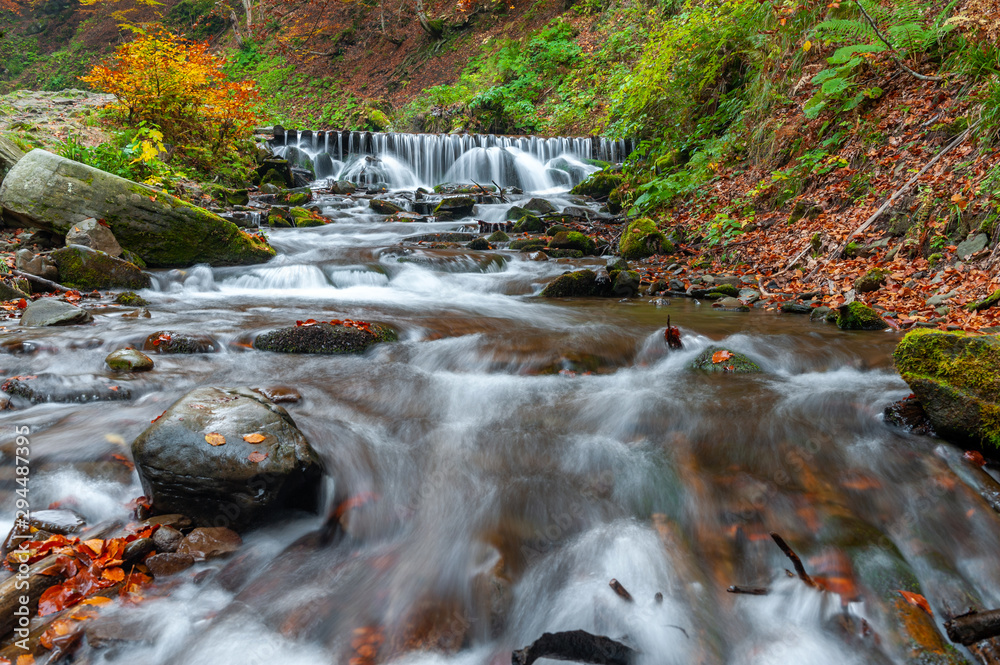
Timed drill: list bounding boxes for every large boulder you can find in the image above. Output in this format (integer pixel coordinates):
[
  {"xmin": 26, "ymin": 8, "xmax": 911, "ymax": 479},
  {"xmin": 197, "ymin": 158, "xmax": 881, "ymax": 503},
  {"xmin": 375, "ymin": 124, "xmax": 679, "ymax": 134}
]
[
  {"xmin": 65, "ymin": 218, "xmax": 123, "ymax": 256},
  {"xmin": 0, "ymin": 136, "xmax": 24, "ymax": 189},
  {"xmin": 51, "ymin": 245, "xmax": 151, "ymax": 290},
  {"xmin": 893, "ymin": 330, "xmax": 1000, "ymax": 447},
  {"xmin": 130, "ymin": 387, "xmax": 323, "ymax": 531},
  {"xmin": 836, "ymin": 302, "xmax": 888, "ymax": 330},
  {"xmin": 433, "ymin": 196, "xmax": 475, "ymax": 220},
  {"xmin": 0, "ymin": 150, "xmax": 275, "ymax": 268},
  {"xmin": 620, "ymin": 217, "xmax": 671, "ymax": 260},
  {"xmin": 570, "ymin": 169, "xmax": 623, "ymax": 199},
  {"xmin": 541, "ymin": 270, "xmax": 604, "ymax": 298},
  {"xmin": 254, "ymin": 321, "xmax": 398, "ymax": 354},
  {"xmin": 548, "ymin": 231, "xmax": 596, "ymax": 255},
  {"xmin": 20, "ymin": 298, "xmax": 92, "ymax": 326}
]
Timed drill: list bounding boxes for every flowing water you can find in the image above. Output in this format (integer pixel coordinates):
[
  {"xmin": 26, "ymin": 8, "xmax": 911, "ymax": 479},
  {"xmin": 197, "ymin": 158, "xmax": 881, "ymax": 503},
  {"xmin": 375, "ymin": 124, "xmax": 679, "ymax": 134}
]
[{"xmin": 1, "ymin": 136, "xmax": 1000, "ymax": 665}]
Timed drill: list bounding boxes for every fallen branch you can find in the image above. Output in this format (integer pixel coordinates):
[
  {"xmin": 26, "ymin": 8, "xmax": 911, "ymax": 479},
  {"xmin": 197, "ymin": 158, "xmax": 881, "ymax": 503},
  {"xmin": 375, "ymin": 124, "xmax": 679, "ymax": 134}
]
[
  {"xmin": 512, "ymin": 630, "xmax": 636, "ymax": 665},
  {"xmin": 727, "ymin": 585, "xmax": 770, "ymax": 595},
  {"xmin": 770, "ymin": 532, "xmax": 815, "ymax": 588},
  {"xmin": 853, "ymin": 1, "xmax": 945, "ymax": 82},
  {"xmin": 491, "ymin": 180, "xmax": 509, "ymax": 203},
  {"xmin": 806, "ymin": 125, "xmax": 975, "ymax": 281},
  {"xmin": 609, "ymin": 578, "xmax": 633, "ymax": 603},
  {"xmin": 946, "ymin": 609, "xmax": 1000, "ymax": 646},
  {"xmin": 11, "ymin": 269, "xmax": 72, "ymax": 294}
]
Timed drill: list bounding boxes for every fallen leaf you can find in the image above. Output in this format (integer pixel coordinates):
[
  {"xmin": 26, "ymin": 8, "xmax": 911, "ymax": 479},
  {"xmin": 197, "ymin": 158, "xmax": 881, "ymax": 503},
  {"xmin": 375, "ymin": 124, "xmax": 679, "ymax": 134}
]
[
  {"xmin": 205, "ymin": 432, "xmax": 226, "ymax": 446},
  {"xmin": 82, "ymin": 596, "xmax": 112, "ymax": 606},
  {"xmin": 248, "ymin": 451, "xmax": 267, "ymax": 463},
  {"xmin": 963, "ymin": 450, "xmax": 986, "ymax": 467},
  {"xmin": 712, "ymin": 350, "xmax": 733, "ymax": 364},
  {"xmin": 898, "ymin": 590, "xmax": 932, "ymax": 616},
  {"xmin": 243, "ymin": 433, "xmax": 266, "ymax": 443},
  {"xmin": 82, "ymin": 540, "xmax": 104, "ymax": 556}
]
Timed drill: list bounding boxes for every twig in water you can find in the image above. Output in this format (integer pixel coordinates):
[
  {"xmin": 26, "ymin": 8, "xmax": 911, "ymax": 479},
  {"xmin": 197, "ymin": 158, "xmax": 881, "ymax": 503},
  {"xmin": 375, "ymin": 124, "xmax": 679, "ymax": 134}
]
[
  {"xmin": 770, "ymin": 532, "xmax": 816, "ymax": 588},
  {"xmin": 609, "ymin": 578, "xmax": 633, "ymax": 603}
]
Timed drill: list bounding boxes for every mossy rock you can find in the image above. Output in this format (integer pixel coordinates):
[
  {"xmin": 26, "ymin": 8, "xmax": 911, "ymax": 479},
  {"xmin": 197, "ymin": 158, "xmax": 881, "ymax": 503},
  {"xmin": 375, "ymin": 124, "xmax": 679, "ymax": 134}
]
[
  {"xmin": 544, "ymin": 249, "xmax": 584, "ymax": 259},
  {"xmin": 836, "ymin": 302, "xmax": 888, "ymax": 330},
  {"xmin": 620, "ymin": 217, "xmax": 671, "ymax": 260},
  {"xmin": 510, "ymin": 238, "xmax": 546, "ymax": 251},
  {"xmin": 523, "ymin": 198, "xmax": 556, "ymax": 215},
  {"xmin": 541, "ymin": 270, "xmax": 600, "ymax": 297},
  {"xmin": 893, "ymin": 330, "xmax": 1000, "ymax": 447},
  {"xmin": 260, "ymin": 169, "xmax": 288, "ymax": 188},
  {"xmin": 691, "ymin": 347, "xmax": 762, "ymax": 374},
  {"xmin": 52, "ymin": 245, "xmax": 151, "ymax": 290},
  {"xmin": 269, "ymin": 214, "xmax": 293, "ymax": 228},
  {"xmin": 370, "ymin": 198, "xmax": 405, "ymax": 215},
  {"xmin": 854, "ymin": 268, "xmax": 888, "ymax": 294},
  {"xmin": 433, "ymin": 196, "xmax": 475, "ymax": 220},
  {"xmin": 254, "ymin": 322, "xmax": 397, "ymax": 355},
  {"xmin": 290, "ymin": 207, "xmax": 327, "ymax": 227},
  {"xmin": 487, "ymin": 230, "xmax": 509, "ymax": 243},
  {"xmin": 512, "ymin": 214, "xmax": 545, "ymax": 234},
  {"xmin": 612, "ymin": 269, "xmax": 640, "ymax": 297},
  {"xmin": 967, "ymin": 288, "xmax": 1000, "ymax": 312},
  {"xmin": 706, "ymin": 283, "xmax": 738, "ymax": 297},
  {"xmin": 115, "ymin": 291, "xmax": 148, "ymax": 307},
  {"xmin": 210, "ymin": 186, "xmax": 249, "ymax": 207},
  {"xmin": 607, "ymin": 187, "xmax": 626, "ymax": 214},
  {"xmin": 287, "ymin": 192, "xmax": 310, "ymax": 206},
  {"xmin": 545, "ymin": 225, "xmax": 572, "ymax": 236},
  {"xmin": 548, "ymin": 231, "xmax": 596, "ymax": 255},
  {"xmin": 0, "ymin": 280, "xmax": 28, "ymax": 301},
  {"xmin": 505, "ymin": 205, "xmax": 530, "ymax": 221},
  {"xmin": 570, "ymin": 169, "xmax": 623, "ymax": 199},
  {"xmin": 467, "ymin": 238, "xmax": 491, "ymax": 250}
]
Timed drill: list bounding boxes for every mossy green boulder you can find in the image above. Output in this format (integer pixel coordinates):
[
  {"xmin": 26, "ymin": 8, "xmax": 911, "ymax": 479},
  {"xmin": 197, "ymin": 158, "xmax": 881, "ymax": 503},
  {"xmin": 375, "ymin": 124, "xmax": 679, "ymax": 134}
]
[
  {"xmin": 620, "ymin": 217, "xmax": 671, "ymax": 260},
  {"xmin": 691, "ymin": 347, "xmax": 762, "ymax": 373},
  {"xmin": 706, "ymin": 283, "xmax": 738, "ymax": 298},
  {"xmin": 370, "ymin": 198, "xmax": 405, "ymax": 215},
  {"xmin": 115, "ymin": 291, "xmax": 148, "ymax": 307},
  {"xmin": 52, "ymin": 245, "xmax": 151, "ymax": 290},
  {"xmin": 548, "ymin": 231, "xmax": 596, "ymax": 255},
  {"xmin": 254, "ymin": 322, "xmax": 398, "ymax": 354},
  {"xmin": 893, "ymin": 330, "xmax": 1000, "ymax": 447},
  {"xmin": 433, "ymin": 196, "xmax": 475, "ymax": 220},
  {"xmin": 0, "ymin": 150, "xmax": 275, "ymax": 268},
  {"xmin": 487, "ymin": 230, "xmax": 509, "ymax": 243},
  {"xmin": 512, "ymin": 214, "xmax": 545, "ymax": 234},
  {"xmin": 540, "ymin": 270, "xmax": 601, "ymax": 298},
  {"xmin": 510, "ymin": 238, "xmax": 546, "ymax": 251},
  {"xmin": 836, "ymin": 302, "xmax": 888, "ymax": 330},
  {"xmin": 290, "ymin": 207, "xmax": 328, "ymax": 227},
  {"xmin": 570, "ymin": 169, "xmax": 623, "ymax": 199},
  {"xmin": 854, "ymin": 268, "xmax": 888, "ymax": 294}
]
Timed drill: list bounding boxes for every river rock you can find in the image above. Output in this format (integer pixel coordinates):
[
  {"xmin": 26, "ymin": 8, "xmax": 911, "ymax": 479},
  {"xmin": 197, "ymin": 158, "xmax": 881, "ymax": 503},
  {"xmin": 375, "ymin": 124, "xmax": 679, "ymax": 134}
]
[
  {"xmin": 0, "ymin": 149, "xmax": 276, "ymax": 268},
  {"xmin": 0, "ymin": 135, "xmax": 24, "ymax": 189},
  {"xmin": 370, "ymin": 198, "xmax": 405, "ymax": 215},
  {"xmin": 115, "ymin": 291, "xmax": 148, "ymax": 306},
  {"xmin": 123, "ymin": 307, "xmax": 151, "ymax": 319},
  {"xmin": 52, "ymin": 244, "xmax": 151, "ymax": 290},
  {"xmin": 523, "ymin": 198, "xmax": 556, "ymax": 214},
  {"xmin": 130, "ymin": 386, "xmax": 323, "ymax": 530},
  {"xmin": 20, "ymin": 298, "xmax": 92, "ymax": 326},
  {"xmin": 142, "ymin": 330, "xmax": 220, "ymax": 354},
  {"xmin": 151, "ymin": 525, "xmax": 184, "ymax": 552},
  {"xmin": 612, "ymin": 270, "xmax": 640, "ymax": 297},
  {"xmin": 505, "ymin": 205, "xmax": 530, "ymax": 221},
  {"xmin": 836, "ymin": 302, "xmax": 888, "ymax": 330},
  {"xmin": 0, "ymin": 280, "xmax": 28, "ymax": 301},
  {"xmin": 64, "ymin": 218, "xmax": 122, "ymax": 257},
  {"xmin": 254, "ymin": 385, "xmax": 302, "ymax": 403},
  {"xmin": 254, "ymin": 321, "xmax": 398, "ymax": 354},
  {"xmin": 548, "ymin": 231, "xmax": 596, "ymax": 255},
  {"xmin": 433, "ymin": 196, "xmax": 476, "ymax": 220},
  {"xmin": 3, "ymin": 373, "xmax": 131, "ymax": 403},
  {"xmin": 146, "ymin": 552, "xmax": 195, "ymax": 577},
  {"xmin": 714, "ymin": 296, "xmax": 750, "ymax": 311},
  {"xmin": 176, "ymin": 527, "xmax": 243, "ymax": 561},
  {"xmin": 329, "ymin": 180, "xmax": 356, "ymax": 195},
  {"xmin": 569, "ymin": 169, "xmax": 623, "ymax": 199},
  {"xmin": 15, "ymin": 249, "xmax": 58, "ymax": 281},
  {"xmin": 780, "ymin": 302, "xmax": 813, "ymax": 314},
  {"xmin": 1, "ymin": 508, "xmax": 85, "ymax": 556},
  {"xmin": 512, "ymin": 215, "xmax": 546, "ymax": 234},
  {"xmin": 691, "ymin": 347, "xmax": 762, "ymax": 373},
  {"xmin": 106, "ymin": 348, "xmax": 154, "ymax": 372},
  {"xmin": 541, "ymin": 270, "xmax": 607, "ymax": 298},
  {"xmin": 893, "ymin": 330, "xmax": 1000, "ymax": 447},
  {"xmin": 620, "ymin": 218, "xmax": 671, "ymax": 260}
]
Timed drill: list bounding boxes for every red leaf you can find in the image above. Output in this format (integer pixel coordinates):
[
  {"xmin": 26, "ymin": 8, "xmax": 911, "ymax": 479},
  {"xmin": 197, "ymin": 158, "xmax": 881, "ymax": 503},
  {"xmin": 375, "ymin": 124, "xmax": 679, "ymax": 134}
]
[
  {"xmin": 897, "ymin": 590, "xmax": 933, "ymax": 616},
  {"xmin": 712, "ymin": 350, "xmax": 733, "ymax": 364},
  {"xmin": 963, "ymin": 450, "xmax": 987, "ymax": 467}
]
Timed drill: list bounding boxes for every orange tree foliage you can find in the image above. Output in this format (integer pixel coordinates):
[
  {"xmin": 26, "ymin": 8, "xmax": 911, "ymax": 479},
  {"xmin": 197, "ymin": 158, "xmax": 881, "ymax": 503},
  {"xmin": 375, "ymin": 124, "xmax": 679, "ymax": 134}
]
[{"xmin": 81, "ymin": 28, "xmax": 260, "ymax": 165}]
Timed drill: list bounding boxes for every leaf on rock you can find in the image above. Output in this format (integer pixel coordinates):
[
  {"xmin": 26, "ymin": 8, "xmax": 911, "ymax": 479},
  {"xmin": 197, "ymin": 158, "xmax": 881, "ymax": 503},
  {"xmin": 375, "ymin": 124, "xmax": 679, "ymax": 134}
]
[
  {"xmin": 712, "ymin": 350, "xmax": 733, "ymax": 363},
  {"xmin": 897, "ymin": 590, "xmax": 932, "ymax": 616},
  {"xmin": 102, "ymin": 567, "xmax": 125, "ymax": 583},
  {"xmin": 248, "ymin": 451, "xmax": 268, "ymax": 463},
  {"xmin": 243, "ymin": 433, "xmax": 266, "ymax": 443},
  {"xmin": 963, "ymin": 450, "xmax": 986, "ymax": 467},
  {"xmin": 205, "ymin": 432, "xmax": 226, "ymax": 446}
]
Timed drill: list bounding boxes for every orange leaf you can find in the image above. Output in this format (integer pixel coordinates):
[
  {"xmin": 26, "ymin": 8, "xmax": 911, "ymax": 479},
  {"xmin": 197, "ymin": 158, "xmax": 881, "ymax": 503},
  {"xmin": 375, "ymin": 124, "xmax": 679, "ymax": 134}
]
[
  {"xmin": 712, "ymin": 350, "xmax": 733, "ymax": 364},
  {"xmin": 898, "ymin": 590, "xmax": 932, "ymax": 616},
  {"xmin": 102, "ymin": 567, "xmax": 125, "ymax": 583},
  {"xmin": 205, "ymin": 432, "xmax": 226, "ymax": 446},
  {"xmin": 82, "ymin": 596, "xmax": 112, "ymax": 606},
  {"xmin": 82, "ymin": 539, "xmax": 104, "ymax": 556},
  {"xmin": 243, "ymin": 433, "xmax": 266, "ymax": 443},
  {"xmin": 963, "ymin": 450, "xmax": 986, "ymax": 467},
  {"xmin": 248, "ymin": 451, "xmax": 268, "ymax": 463}
]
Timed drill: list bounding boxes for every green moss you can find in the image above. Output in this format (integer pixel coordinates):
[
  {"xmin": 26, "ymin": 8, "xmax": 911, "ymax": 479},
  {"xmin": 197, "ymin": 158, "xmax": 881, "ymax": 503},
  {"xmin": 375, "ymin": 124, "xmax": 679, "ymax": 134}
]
[
  {"xmin": 467, "ymin": 238, "xmax": 491, "ymax": 250},
  {"xmin": 545, "ymin": 225, "xmax": 572, "ymax": 236},
  {"xmin": 967, "ymin": 288, "xmax": 1000, "ymax": 312},
  {"xmin": 540, "ymin": 270, "xmax": 599, "ymax": 297},
  {"xmin": 487, "ymin": 230, "xmax": 509, "ymax": 243},
  {"xmin": 836, "ymin": 302, "xmax": 888, "ymax": 330},
  {"xmin": 287, "ymin": 192, "xmax": 310, "ymax": 206},
  {"xmin": 545, "ymin": 249, "xmax": 584, "ymax": 259},
  {"xmin": 854, "ymin": 268, "xmax": 887, "ymax": 294},
  {"xmin": 569, "ymin": 169, "xmax": 623, "ymax": 199},
  {"xmin": 52, "ymin": 246, "xmax": 150, "ymax": 290},
  {"xmin": 548, "ymin": 231, "xmax": 596, "ymax": 255},
  {"xmin": 115, "ymin": 291, "xmax": 148, "ymax": 306},
  {"xmin": 707, "ymin": 283, "xmax": 738, "ymax": 297},
  {"xmin": 893, "ymin": 330, "xmax": 1000, "ymax": 447},
  {"xmin": 290, "ymin": 207, "xmax": 328, "ymax": 227},
  {"xmin": 844, "ymin": 241, "xmax": 861, "ymax": 258},
  {"xmin": 512, "ymin": 214, "xmax": 545, "ymax": 233},
  {"xmin": 620, "ymin": 217, "xmax": 671, "ymax": 260},
  {"xmin": 690, "ymin": 347, "xmax": 762, "ymax": 373},
  {"xmin": 510, "ymin": 238, "xmax": 546, "ymax": 251}
]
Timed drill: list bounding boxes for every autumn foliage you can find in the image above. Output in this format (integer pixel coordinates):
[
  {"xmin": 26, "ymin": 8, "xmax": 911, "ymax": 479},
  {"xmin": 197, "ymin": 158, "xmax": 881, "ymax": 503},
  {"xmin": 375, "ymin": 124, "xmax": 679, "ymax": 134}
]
[{"xmin": 81, "ymin": 29, "xmax": 260, "ymax": 163}]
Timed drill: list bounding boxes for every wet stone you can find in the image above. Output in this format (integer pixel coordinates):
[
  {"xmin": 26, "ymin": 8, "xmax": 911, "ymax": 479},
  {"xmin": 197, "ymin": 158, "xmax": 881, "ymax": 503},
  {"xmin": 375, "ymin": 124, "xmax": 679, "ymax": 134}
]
[
  {"xmin": 176, "ymin": 527, "xmax": 243, "ymax": 561},
  {"xmin": 151, "ymin": 525, "xmax": 184, "ymax": 553},
  {"xmin": 146, "ymin": 552, "xmax": 195, "ymax": 577},
  {"xmin": 142, "ymin": 330, "xmax": 220, "ymax": 354},
  {"xmin": 106, "ymin": 348, "xmax": 154, "ymax": 372},
  {"xmin": 2, "ymin": 373, "xmax": 132, "ymax": 403}
]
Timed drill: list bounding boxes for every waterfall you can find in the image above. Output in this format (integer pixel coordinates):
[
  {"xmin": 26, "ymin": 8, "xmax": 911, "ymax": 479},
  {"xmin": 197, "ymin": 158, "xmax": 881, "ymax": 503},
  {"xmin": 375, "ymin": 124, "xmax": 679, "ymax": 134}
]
[{"xmin": 271, "ymin": 130, "xmax": 632, "ymax": 192}]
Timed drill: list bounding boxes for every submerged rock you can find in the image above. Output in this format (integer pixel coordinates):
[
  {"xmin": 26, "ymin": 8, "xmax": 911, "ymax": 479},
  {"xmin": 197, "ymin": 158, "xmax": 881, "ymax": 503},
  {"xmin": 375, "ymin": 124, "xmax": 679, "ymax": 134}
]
[
  {"xmin": 106, "ymin": 348, "xmax": 154, "ymax": 372},
  {"xmin": 836, "ymin": 302, "xmax": 888, "ymax": 330},
  {"xmin": 0, "ymin": 149, "xmax": 275, "ymax": 268},
  {"xmin": 176, "ymin": 527, "xmax": 243, "ymax": 561},
  {"xmin": 142, "ymin": 331, "xmax": 220, "ymax": 354},
  {"xmin": 52, "ymin": 244, "xmax": 151, "ymax": 290},
  {"xmin": 893, "ymin": 330, "xmax": 1000, "ymax": 447},
  {"xmin": 130, "ymin": 386, "xmax": 323, "ymax": 530},
  {"xmin": 370, "ymin": 198, "xmax": 405, "ymax": 215},
  {"xmin": 115, "ymin": 291, "xmax": 148, "ymax": 306},
  {"xmin": 20, "ymin": 298, "xmax": 92, "ymax": 326},
  {"xmin": 690, "ymin": 347, "xmax": 762, "ymax": 373},
  {"xmin": 3, "ymin": 373, "xmax": 132, "ymax": 403},
  {"xmin": 254, "ymin": 321, "xmax": 398, "ymax": 354},
  {"xmin": 620, "ymin": 217, "xmax": 671, "ymax": 260}
]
